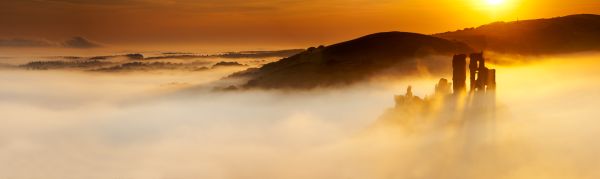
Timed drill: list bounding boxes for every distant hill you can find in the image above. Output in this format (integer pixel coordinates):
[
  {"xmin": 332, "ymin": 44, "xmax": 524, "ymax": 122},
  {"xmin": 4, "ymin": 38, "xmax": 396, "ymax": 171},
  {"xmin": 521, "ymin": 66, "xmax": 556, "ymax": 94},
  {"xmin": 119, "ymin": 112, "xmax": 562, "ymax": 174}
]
[
  {"xmin": 61, "ymin": 37, "xmax": 101, "ymax": 48},
  {"xmin": 230, "ymin": 32, "xmax": 472, "ymax": 89},
  {"xmin": 226, "ymin": 14, "xmax": 600, "ymax": 89},
  {"xmin": 435, "ymin": 14, "xmax": 600, "ymax": 54},
  {"xmin": 145, "ymin": 49, "xmax": 303, "ymax": 60}
]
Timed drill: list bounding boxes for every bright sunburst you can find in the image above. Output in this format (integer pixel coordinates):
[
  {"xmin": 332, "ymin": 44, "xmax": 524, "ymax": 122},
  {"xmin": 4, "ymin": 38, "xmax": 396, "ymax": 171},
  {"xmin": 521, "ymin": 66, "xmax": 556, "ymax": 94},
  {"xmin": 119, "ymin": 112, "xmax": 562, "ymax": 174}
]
[{"xmin": 487, "ymin": 0, "xmax": 505, "ymax": 6}]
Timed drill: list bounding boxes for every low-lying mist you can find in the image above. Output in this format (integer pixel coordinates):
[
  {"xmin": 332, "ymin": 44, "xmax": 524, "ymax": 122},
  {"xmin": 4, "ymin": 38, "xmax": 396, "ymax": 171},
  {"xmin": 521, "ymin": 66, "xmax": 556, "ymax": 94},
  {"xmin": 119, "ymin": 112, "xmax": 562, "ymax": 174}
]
[{"xmin": 1, "ymin": 53, "xmax": 600, "ymax": 179}]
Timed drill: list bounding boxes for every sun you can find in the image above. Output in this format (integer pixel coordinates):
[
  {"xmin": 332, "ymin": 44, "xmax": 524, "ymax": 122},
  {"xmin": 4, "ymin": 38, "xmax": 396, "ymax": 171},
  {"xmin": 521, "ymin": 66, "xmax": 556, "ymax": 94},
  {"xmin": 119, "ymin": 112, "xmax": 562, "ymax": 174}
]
[
  {"xmin": 487, "ymin": 0, "xmax": 505, "ymax": 6},
  {"xmin": 479, "ymin": 0, "xmax": 511, "ymax": 12}
]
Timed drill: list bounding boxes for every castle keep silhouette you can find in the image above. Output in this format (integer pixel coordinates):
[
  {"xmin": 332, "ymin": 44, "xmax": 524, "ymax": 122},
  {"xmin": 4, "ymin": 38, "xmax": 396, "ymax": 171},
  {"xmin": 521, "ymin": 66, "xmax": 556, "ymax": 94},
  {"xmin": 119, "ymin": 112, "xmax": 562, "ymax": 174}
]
[
  {"xmin": 383, "ymin": 52, "xmax": 498, "ymax": 139},
  {"xmin": 380, "ymin": 52, "xmax": 499, "ymax": 147},
  {"xmin": 456, "ymin": 53, "xmax": 496, "ymax": 93},
  {"xmin": 395, "ymin": 52, "xmax": 496, "ymax": 107}
]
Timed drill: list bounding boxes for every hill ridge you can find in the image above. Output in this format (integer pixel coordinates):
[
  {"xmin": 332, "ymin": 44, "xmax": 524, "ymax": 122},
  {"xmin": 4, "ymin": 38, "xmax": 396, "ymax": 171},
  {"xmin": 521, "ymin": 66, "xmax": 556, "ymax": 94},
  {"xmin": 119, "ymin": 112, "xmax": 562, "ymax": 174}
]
[{"xmin": 435, "ymin": 14, "xmax": 600, "ymax": 54}]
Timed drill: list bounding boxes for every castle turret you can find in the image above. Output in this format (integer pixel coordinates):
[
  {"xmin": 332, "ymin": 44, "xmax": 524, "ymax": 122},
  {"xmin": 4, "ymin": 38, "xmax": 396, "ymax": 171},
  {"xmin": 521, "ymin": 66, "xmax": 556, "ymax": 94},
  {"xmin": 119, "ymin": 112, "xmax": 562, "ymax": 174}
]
[
  {"xmin": 435, "ymin": 78, "xmax": 451, "ymax": 96},
  {"xmin": 488, "ymin": 69, "xmax": 496, "ymax": 90},
  {"xmin": 467, "ymin": 52, "xmax": 496, "ymax": 93},
  {"xmin": 452, "ymin": 54, "xmax": 467, "ymax": 94},
  {"xmin": 469, "ymin": 53, "xmax": 484, "ymax": 91}
]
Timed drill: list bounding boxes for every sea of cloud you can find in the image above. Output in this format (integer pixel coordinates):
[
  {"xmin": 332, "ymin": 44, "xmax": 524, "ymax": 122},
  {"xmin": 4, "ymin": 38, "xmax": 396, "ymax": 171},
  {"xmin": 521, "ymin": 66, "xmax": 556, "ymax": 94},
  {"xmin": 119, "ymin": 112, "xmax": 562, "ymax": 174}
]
[{"xmin": 0, "ymin": 53, "xmax": 599, "ymax": 179}]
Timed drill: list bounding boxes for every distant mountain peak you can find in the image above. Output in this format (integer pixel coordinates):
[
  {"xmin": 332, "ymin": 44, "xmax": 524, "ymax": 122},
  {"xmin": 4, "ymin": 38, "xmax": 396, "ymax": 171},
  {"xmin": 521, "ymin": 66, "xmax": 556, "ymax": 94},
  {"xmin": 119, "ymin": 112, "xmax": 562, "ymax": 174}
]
[
  {"xmin": 62, "ymin": 36, "xmax": 101, "ymax": 48},
  {"xmin": 0, "ymin": 36, "xmax": 102, "ymax": 48}
]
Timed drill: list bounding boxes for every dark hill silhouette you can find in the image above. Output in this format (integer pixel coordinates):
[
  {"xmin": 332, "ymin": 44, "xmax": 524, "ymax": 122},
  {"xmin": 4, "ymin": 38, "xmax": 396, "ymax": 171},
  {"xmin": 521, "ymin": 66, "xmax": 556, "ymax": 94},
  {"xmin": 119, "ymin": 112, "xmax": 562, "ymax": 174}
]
[
  {"xmin": 62, "ymin": 37, "xmax": 101, "ymax": 48},
  {"xmin": 230, "ymin": 32, "xmax": 472, "ymax": 89},
  {"xmin": 435, "ymin": 14, "xmax": 600, "ymax": 54}
]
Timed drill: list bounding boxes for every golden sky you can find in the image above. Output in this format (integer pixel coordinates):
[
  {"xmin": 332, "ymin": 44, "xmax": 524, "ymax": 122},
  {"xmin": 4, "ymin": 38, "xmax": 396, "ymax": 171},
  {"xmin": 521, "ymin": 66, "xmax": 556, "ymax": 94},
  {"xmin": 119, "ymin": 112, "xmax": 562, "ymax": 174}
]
[{"xmin": 1, "ymin": 0, "xmax": 599, "ymax": 48}]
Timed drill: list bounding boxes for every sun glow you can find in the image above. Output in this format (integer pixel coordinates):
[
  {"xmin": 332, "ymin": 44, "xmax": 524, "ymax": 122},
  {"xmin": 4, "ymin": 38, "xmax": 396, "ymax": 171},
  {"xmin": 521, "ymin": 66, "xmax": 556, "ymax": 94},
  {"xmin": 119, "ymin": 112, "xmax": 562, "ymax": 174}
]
[
  {"xmin": 474, "ymin": 0, "xmax": 514, "ymax": 16},
  {"xmin": 487, "ymin": 0, "xmax": 505, "ymax": 6}
]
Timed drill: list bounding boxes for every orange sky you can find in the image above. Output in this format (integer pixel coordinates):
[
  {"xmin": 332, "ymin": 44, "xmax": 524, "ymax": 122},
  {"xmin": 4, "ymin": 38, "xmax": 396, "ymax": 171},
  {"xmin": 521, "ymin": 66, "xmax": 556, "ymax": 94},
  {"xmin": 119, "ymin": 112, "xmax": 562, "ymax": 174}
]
[{"xmin": 1, "ymin": 0, "xmax": 599, "ymax": 48}]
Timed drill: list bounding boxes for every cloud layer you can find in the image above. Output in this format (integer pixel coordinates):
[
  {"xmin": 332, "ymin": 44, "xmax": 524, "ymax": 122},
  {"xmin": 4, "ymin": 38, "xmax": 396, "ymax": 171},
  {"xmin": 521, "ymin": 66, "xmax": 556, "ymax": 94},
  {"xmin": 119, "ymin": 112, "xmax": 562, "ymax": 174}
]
[{"xmin": 1, "ymin": 53, "xmax": 600, "ymax": 178}]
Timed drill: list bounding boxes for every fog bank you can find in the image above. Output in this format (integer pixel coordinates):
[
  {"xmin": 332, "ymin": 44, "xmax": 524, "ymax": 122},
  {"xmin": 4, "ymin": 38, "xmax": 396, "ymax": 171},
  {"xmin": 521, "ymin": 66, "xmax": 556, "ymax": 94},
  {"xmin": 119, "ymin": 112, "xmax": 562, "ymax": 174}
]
[{"xmin": 1, "ymin": 53, "xmax": 600, "ymax": 178}]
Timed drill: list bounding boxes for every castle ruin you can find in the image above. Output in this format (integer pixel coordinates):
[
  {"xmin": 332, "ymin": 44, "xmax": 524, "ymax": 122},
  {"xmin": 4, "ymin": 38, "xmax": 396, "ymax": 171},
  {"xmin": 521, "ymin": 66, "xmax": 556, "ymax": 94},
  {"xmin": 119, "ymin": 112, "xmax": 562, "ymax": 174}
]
[
  {"xmin": 384, "ymin": 52, "xmax": 498, "ymax": 146},
  {"xmin": 453, "ymin": 52, "xmax": 496, "ymax": 94},
  {"xmin": 395, "ymin": 52, "xmax": 496, "ymax": 107}
]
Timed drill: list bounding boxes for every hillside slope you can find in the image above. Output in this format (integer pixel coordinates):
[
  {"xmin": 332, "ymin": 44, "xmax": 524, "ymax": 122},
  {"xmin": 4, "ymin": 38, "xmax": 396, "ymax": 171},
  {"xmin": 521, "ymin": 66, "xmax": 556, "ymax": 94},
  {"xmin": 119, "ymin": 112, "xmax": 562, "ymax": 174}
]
[
  {"xmin": 231, "ymin": 32, "xmax": 472, "ymax": 89},
  {"xmin": 435, "ymin": 14, "xmax": 600, "ymax": 54}
]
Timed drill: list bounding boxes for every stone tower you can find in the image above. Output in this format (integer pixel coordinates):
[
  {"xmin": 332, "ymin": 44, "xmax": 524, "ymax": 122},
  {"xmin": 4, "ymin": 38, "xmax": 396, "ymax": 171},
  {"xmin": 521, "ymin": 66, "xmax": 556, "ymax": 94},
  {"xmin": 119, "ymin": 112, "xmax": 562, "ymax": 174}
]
[{"xmin": 452, "ymin": 54, "xmax": 467, "ymax": 94}]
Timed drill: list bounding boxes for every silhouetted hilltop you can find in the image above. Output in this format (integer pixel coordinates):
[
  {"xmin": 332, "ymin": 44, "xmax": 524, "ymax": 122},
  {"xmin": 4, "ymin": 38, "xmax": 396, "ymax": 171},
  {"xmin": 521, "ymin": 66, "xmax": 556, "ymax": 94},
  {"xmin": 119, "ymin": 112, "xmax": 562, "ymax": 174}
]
[
  {"xmin": 231, "ymin": 32, "xmax": 472, "ymax": 89},
  {"xmin": 89, "ymin": 53, "xmax": 144, "ymax": 60},
  {"xmin": 92, "ymin": 62, "xmax": 208, "ymax": 72},
  {"xmin": 220, "ymin": 49, "xmax": 304, "ymax": 58},
  {"xmin": 61, "ymin": 37, "xmax": 101, "ymax": 48},
  {"xmin": 212, "ymin": 61, "xmax": 246, "ymax": 68},
  {"xmin": 435, "ymin": 14, "xmax": 600, "ymax": 54},
  {"xmin": 145, "ymin": 49, "xmax": 303, "ymax": 60},
  {"xmin": 0, "ymin": 36, "xmax": 101, "ymax": 48},
  {"xmin": 20, "ymin": 60, "xmax": 113, "ymax": 70}
]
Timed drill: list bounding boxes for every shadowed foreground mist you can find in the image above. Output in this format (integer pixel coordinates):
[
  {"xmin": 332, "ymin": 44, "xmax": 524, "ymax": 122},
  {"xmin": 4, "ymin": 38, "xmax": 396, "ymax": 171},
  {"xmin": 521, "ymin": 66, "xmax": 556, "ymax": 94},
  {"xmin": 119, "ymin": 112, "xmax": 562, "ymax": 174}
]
[{"xmin": 1, "ymin": 54, "xmax": 600, "ymax": 178}]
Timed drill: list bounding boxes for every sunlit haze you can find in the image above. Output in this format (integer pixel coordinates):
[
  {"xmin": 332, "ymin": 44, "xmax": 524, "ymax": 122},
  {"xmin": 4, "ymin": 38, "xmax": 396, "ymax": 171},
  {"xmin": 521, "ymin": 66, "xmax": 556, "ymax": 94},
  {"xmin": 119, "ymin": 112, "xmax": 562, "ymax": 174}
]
[{"xmin": 1, "ymin": 0, "xmax": 599, "ymax": 48}]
